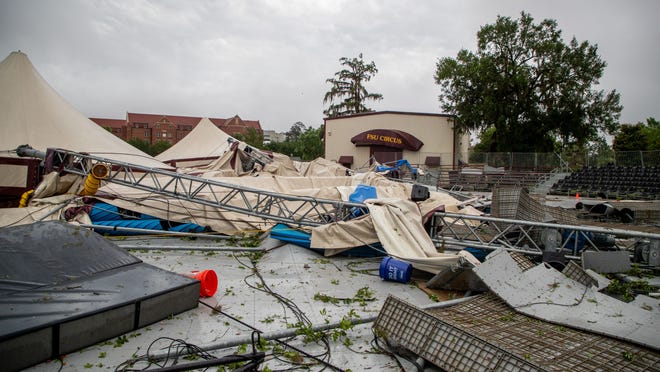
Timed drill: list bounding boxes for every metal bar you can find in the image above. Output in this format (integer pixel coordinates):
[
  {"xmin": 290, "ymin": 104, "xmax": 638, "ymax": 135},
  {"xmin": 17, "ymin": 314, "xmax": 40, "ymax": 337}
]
[
  {"xmin": 435, "ymin": 212, "xmax": 660, "ymax": 240},
  {"xmin": 433, "ymin": 211, "xmax": 659, "ymax": 253}
]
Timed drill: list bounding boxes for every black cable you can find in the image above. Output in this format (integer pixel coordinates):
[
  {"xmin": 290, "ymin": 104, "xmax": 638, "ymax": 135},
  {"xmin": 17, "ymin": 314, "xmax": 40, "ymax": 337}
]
[
  {"xmin": 114, "ymin": 337, "xmax": 216, "ymax": 372},
  {"xmin": 345, "ymin": 259, "xmax": 381, "ymax": 276},
  {"xmin": 223, "ymin": 252, "xmax": 358, "ymax": 371},
  {"xmin": 370, "ymin": 329, "xmax": 407, "ymax": 371},
  {"xmin": 199, "ymin": 301, "xmax": 345, "ymax": 372}
]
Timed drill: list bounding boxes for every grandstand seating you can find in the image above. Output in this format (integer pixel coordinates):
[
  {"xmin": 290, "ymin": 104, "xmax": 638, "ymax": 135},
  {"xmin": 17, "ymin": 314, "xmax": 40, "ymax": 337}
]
[
  {"xmin": 440, "ymin": 169, "xmax": 552, "ymax": 192},
  {"xmin": 548, "ymin": 164, "xmax": 660, "ymax": 200}
]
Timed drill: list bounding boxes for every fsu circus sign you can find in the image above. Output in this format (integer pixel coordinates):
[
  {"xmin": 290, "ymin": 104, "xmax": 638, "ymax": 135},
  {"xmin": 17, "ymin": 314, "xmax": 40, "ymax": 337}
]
[{"xmin": 350, "ymin": 129, "xmax": 423, "ymax": 151}]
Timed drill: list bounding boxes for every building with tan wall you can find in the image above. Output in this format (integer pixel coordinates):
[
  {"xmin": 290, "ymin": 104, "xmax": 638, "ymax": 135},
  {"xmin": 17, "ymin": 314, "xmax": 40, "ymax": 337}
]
[{"xmin": 324, "ymin": 111, "xmax": 468, "ymax": 170}]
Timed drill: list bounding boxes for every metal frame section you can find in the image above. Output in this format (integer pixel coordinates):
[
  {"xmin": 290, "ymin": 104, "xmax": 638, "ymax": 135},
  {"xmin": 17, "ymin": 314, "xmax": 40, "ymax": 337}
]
[
  {"xmin": 46, "ymin": 148, "xmax": 369, "ymax": 227},
  {"xmin": 374, "ymin": 295, "xmax": 541, "ymax": 371},
  {"xmin": 375, "ymin": 294, "xmax": 660, "ymax": 371},
  {"xmin": 431, "ymin": 211, "xmax": 660, "ymax": 257}
]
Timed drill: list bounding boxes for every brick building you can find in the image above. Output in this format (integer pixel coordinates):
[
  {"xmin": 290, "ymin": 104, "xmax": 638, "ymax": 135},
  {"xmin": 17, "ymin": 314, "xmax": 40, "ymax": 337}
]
[{"xmin": 90, "ymin": 113, "xmax": 262, "ymax": 145}]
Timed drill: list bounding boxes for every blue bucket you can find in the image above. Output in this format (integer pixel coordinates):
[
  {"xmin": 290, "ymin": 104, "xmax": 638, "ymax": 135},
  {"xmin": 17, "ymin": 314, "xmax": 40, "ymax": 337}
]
[{"xmin": 379, "ymin": 257, "xmax": 412, "ymax": 283}]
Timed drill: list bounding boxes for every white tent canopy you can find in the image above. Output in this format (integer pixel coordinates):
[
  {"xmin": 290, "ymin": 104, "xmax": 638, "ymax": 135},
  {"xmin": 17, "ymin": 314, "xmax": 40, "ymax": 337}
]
[
  {"xmin": 156, "ymin": 117, "xmax": 234, "ymax": 163},
  {"xmin": 0, "ymin": 51, "xmax": 169, "ymax": 169}
]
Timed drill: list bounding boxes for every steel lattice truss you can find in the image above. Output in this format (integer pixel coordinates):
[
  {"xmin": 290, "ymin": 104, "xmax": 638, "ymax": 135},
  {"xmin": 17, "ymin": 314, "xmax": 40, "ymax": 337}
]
[
  {"xmin": 430, "ymin": 212, "xmax": 660, "ymax": 257},
  {"xmin": 47, "ymin": 148, "xmax": 369, "ymax": 227},
  {"xmin": 42, "ymin": 148, "xmax": 660, "ymax": 253}
]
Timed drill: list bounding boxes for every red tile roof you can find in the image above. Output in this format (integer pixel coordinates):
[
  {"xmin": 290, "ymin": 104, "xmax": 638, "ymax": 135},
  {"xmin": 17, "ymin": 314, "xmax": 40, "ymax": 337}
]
[
  {"xmin": 125, "ymin": 113, "xmax": 261, "ymax": 132},
  {"xmin": 126, "ymin": 113, "xmax": 202, "ymax": 125},
  {"xmin": 210, "ymin": 115, "xmax": 262, "ymax": 134},
  {"xmin": 209, "ymin": 118, "xmax": 227, "ymax": 126},
  {"xmin": 92, "ymin": 113, "xmax": 263, "ymax": 140}
]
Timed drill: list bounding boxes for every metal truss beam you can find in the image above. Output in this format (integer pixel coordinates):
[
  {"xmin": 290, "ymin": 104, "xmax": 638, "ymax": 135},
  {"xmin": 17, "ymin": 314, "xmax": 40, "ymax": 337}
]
[
  {"xmin": 47, "ymin": 148, "xmax": 369, "ymax": 227},
  {"xmin": 431, "ymin": 211, "xmax": 660, "ymax": 257}
]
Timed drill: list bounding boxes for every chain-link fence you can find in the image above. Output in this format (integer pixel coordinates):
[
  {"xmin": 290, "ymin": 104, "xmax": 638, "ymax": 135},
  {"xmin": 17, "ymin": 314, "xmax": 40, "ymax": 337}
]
[{"xmin": 465, "ymin": 150, "xmax": 659, "ymax": 171}]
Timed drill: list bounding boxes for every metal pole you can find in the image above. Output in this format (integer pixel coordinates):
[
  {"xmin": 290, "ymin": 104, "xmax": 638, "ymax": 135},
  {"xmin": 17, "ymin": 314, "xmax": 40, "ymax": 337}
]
[
  {"xmin": 435, "ymin": 212, "xmax": 660, "ymax": 240},
  {"xmin": 78, "ymin": 223, "xmax": 234, "ymax": 240},
  {"xmin": 144, "ymin": 296, "xmax": 476, "ymax": 361}
]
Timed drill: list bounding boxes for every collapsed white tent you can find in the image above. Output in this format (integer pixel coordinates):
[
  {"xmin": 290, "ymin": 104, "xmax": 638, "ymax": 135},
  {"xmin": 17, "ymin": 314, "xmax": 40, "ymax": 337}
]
[
  {"xmin": 155, "ymin": 117, "xmax": 233, "ymax": 165},
  {"xmin": 0, "ymin": 51, "xmax": 169, "ymax": 169},
  {"xmin": 89, "ymin": 171, "xmax": 470, "ymax": 273},
  {"xmin": 0, "ymin": 51, "xmax": 473, "ymax": 273}
]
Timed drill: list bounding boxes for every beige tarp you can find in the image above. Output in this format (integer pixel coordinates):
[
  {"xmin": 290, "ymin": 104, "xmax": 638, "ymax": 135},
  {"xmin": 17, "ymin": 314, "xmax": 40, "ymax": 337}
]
[
  {"xmin": 91, "ymin": 171, "xmax": 469, "ymax": 274},
  {"xmin": 364, "ymin": 198, "xmax": 463, "ymax": 274},
  {"xmin": 0, "ymin": 194, "xmax": 79, "ymax": 227},
  {"xmin": 310, "ymin": 183, "xmax": 474, "ymax": 273},
  {"xmin": 295, "ymin": 157, "xmax": 351, "ymax": 177},
  {"xmin": 0, "ymin": 51, "xmax": 169, "ymax": 169},
  {"xmin": 259, "ymin": 153, "xmax": 301, "ymax": 176}
]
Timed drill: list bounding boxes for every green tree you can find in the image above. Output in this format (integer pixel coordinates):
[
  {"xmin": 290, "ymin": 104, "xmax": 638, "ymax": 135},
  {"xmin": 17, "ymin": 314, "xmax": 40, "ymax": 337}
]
[
  {"xmin": 323, "ymin": 53, "xmax": 383, "ymax": 118},
  {"xmin": 613, "ymin": 118, "xmax": 659, "ymax": 151},
  {"xmin": 262, "ymin": 122, "xmax": 324, "ymax": 160},
  {"xmin": 234, "ymin": 128, "xmax": 263, "ymax": 149},
  {"xmin": 640, "ymin": 117, "xmax": 659, "ymax": 150},
  {"xmin": 295, "ymin": 126, "xmax": 324, "ymax": 160},
  {"xmin": 471, "ymin": 127, "xmax": 496, "ymax": 153},
  {"xmin": 127, "ymin": 138, "xmax": 151, "ymax": 154},
  {"xmin": 127, "ymin": 138, "xmax": 172, "ymax": 156},
  {"xmin": 435, "ymin": 12, "xmax": 622, "ymax": 152},
  {"xmin": 263, "ymin": 140, "xmax": 296, "ymax": 157},
  {"xmin": 286, "ymin": 121, "xmax": 306, "ymax": 142},
  {"xmin": 150, "ymin": 140, "xmax": 172, "ymax": 156},
  {"xmin": 586, "ymin": 137, "xmax": 615, "ymax": 166}
]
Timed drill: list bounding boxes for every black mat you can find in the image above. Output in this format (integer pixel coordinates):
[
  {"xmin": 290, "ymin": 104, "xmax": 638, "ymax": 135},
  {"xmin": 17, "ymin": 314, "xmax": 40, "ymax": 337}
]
[{"xmin": 0, "ymin": 222, "xmax": 200, "ymax": 371}]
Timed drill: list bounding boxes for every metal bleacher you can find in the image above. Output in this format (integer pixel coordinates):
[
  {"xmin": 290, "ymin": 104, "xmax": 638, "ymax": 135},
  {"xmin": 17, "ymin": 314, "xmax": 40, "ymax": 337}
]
[{"xmin": 549, "ymin": 164, "xmax": 660, "ymax": 200}]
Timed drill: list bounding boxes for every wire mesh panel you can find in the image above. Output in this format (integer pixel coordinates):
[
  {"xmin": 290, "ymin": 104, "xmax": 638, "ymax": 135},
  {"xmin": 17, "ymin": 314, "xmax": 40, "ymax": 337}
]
[
  {"xmin": 491, "ymin": 187, "xmax": 547, "ymax": 222},
  {"xmin": 509, "ymin": 251, "xmax": 536, "ymax": 271},
  {"xmin": 374, "ymin": 296, "xmax": 540, "ymax": 371},
  {"xmin": 376, "ymin": 294, "xmax": 660, "ymax": 371},
  {"xmin": 561, "ymin": 260, "xmax": 598, "ymax": 288}
]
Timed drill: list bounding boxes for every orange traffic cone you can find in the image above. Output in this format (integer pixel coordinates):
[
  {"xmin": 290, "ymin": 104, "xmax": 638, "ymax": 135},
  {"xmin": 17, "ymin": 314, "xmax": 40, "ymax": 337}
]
[{"xmin": 185, "ymin": 269, "xmax": 218, "ymax": 297}]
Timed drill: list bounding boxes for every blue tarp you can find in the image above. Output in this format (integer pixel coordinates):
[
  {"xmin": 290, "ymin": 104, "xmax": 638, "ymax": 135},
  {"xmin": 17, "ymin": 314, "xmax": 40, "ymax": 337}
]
[
  {"xmin": 349, "ymin": 184, "xmax": 377, "ymax": 218},
  {"xmin": 375, "ymin": 159, "xmax": 418, "ymax": 176},
  {"xmin": 270, "ymin": 224, "xmax": 385, "ymax": 257},
  {"xmin": 90, "ymin": 202, "xmax": 157, "ymax": 221},
  {"xmin": 90, "ymin": 202, "xmax": 206, "ymax": 235}
]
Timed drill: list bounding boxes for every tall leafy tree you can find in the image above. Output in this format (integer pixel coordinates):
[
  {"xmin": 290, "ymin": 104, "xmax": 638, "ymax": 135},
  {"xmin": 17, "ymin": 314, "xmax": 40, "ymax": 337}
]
[
  {"xmin": 234, "ymin": 127, "xmax": 264, "ymax": 149},
  {"xmin": 640, "ymin": 117, "xmax": 659, "ymax": 150},
  {"xmin": 435, "ymin": 12, "xmax": 622, "ymax": 152},
  {"xmin": 150, "ymin": 140, "xmax": 173, "ymax": 156},
  {"xmin": 324, "ymin": 53, "xmax": 383, "ymax": 118},
  {"xmin": 127, "ymin": 138, "xmax": 172, "ymax": 156},
  {"xmin": 286, "ymin": 121, "xmax": 306, "ymax": 142},
  {"xmin": 295, "ymin": 126, "xmax": 324, "ymax": 160},
  {"xmin": 613, "ymin": 118, "xmax": 659, "ymax": 151},
  {"xmin": 262, "ymin": 122, "xmax": 324, "ymax": 160},
  {"xmin": 127, "ymin": 138, "xmax": 151, "ymax": 154}
]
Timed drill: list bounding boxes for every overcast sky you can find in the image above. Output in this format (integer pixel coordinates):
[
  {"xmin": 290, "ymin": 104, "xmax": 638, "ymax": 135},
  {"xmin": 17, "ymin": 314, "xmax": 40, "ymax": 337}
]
[{"xmin": 1, "ymin": 0, "xmax": 658, "ymax": 132}]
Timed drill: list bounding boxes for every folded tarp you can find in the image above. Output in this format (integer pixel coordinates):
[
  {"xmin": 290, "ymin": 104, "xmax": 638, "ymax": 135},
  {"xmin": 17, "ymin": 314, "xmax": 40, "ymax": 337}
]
[
  {"xmin": 270, "ymin": 223, "xmax": 384, "ymax": 257},
  {"xmin": 364, "ymin": 198, "xmax": 476, "ymax": 274}
]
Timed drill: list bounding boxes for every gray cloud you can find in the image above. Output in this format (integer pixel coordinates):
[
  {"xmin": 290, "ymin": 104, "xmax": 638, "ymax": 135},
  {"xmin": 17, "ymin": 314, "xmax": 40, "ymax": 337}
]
[{"xmin": 1, "ymin": 0, "xmax": 658, "ymax": 132}]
